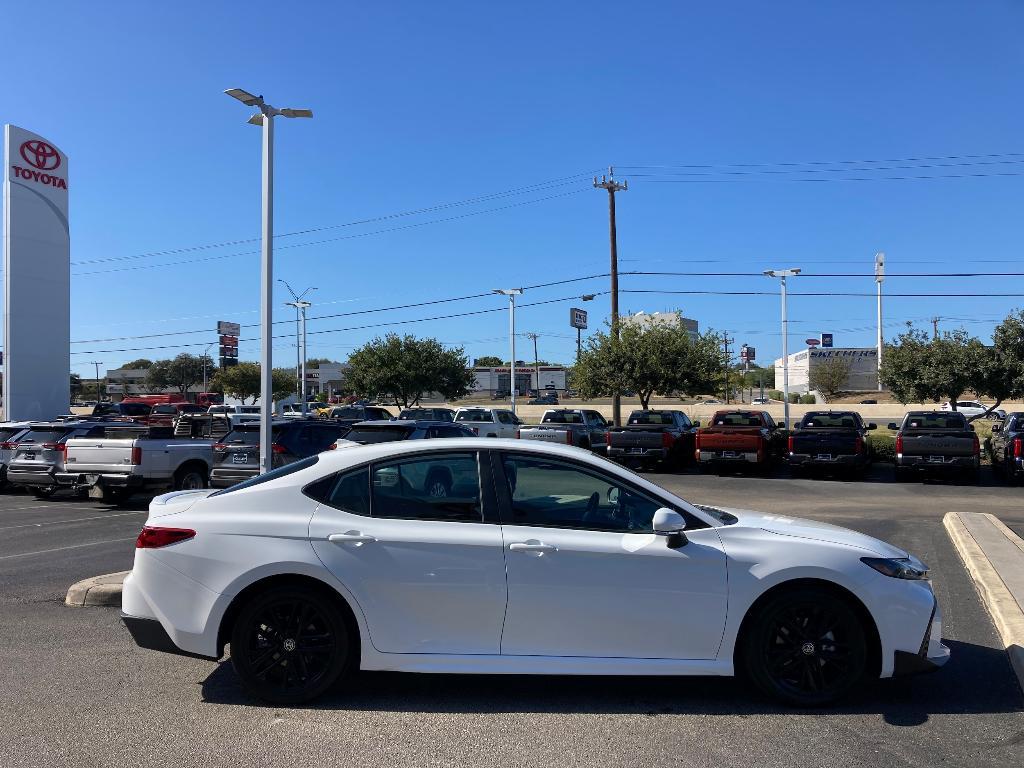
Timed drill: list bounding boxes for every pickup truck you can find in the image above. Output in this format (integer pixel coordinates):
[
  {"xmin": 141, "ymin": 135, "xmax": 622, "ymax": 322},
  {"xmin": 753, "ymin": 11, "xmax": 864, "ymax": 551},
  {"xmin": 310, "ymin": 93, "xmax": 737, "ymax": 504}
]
[
  {"xmin": 890, "ymin": 411, "xmax": 980, "ymax": 482},
  {"xmin": 787, "ymin": 410, "xmax": 876, "ymax": 476},
  {"xmin": 990, "ymin": 411, "xmax": 1024, "ymax": 483},
  {"xmin": 695, "ymin": 410, "xmax": 783, "ymax": 471},
  {"xmin": 57, "ymin": 424, "xmax": 214, "ymax": 502},
  {"xmin": 453, "ymin": 407, "xmax": 521, "ymax": 438},
  {"xmin": 605, "ymin": 410, "xmax": 698, "ymax": 470},
  {"xmin": 517, "ymin": 409, "xmax": 609, "ymax": 451},
  {"xmin": 207, "ymin": 404, "xmax": 262, "ymax": 428}
]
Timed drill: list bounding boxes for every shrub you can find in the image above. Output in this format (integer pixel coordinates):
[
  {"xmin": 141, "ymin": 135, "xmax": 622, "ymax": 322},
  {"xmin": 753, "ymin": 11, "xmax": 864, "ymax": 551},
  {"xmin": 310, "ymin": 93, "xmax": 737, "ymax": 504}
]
[
  {"xmin": 799, "ymin": 394, "xmax": 816, "ymax": 404},
  {"xmin": 768, "ymin": 390, "xmax": 783, "ymax": 401},
  {"xmin": 869, "ymin": 433, "xmax": 896, "ymax": 463},
  {"xmin": 788, "ymin": 393, "xmax": 800, "ymax": 404}
]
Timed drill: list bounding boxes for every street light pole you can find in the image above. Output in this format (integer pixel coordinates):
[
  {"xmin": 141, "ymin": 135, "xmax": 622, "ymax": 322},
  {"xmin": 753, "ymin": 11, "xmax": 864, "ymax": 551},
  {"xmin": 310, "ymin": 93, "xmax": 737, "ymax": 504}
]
[
  {"xmin": 279, "ymin": 281, "xmax": 316, "ymax": 417},
  {"xmin": 202, "ymin": 343, "xmax": 213, "ymax": 394},
  {"xmin": 225, "ymin": 88, "xmax": 312, "ymax": 473},
  {"xmin": 594, "ymin": 168, "xmax": 627, "ymax": 427},
  {"xmin": 875, "ymin": 251, "xmax": 885, "ymax": 392},
  {"xmin": 92, "ymin": 361, "xmax": 103, "ymax": 401},
  {"xmin": 764, "ymin": 268, "xmax": 801, "ymax": 429},
  {"xmin": 494, "ymin": 289, "xmax": 523, "ymax": 413}
]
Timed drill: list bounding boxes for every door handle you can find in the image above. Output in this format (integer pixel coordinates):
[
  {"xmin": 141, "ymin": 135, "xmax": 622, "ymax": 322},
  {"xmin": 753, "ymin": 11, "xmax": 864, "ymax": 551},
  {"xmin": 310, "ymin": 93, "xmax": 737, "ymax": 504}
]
[
  {"xmin": 509, "ymin": 541, "xmax": 556, "ymax": 554},
  {"xmin": 328, "ymin": 531, "xmax": 377, "ymax": 545}
]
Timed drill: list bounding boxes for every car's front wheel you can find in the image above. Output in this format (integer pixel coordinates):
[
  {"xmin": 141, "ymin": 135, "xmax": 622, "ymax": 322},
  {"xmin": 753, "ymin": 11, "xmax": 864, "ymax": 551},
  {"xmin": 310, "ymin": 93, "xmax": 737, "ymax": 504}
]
[
  {"xmin": 741, "ymin": 587, "xmax": 868, "ymax": 706},
  {"xmin": 230, "ymin": 585, "xmax": 350, "ymax": 705}
]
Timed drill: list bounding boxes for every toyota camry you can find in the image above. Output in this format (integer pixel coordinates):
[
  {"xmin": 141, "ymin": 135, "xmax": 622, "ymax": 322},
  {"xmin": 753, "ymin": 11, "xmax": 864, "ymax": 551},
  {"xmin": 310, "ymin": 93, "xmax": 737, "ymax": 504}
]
[{"xmin": 121, "ymin": 438, "xmax": 948, "ymax": 706}]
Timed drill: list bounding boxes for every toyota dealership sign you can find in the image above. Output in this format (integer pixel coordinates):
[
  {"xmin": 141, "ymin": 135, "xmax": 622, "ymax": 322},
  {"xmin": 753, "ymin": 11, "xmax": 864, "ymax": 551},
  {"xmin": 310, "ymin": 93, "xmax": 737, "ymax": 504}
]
[{"xmin": 3, "ymin": 125, "xmax": 70, "ymax": 420}]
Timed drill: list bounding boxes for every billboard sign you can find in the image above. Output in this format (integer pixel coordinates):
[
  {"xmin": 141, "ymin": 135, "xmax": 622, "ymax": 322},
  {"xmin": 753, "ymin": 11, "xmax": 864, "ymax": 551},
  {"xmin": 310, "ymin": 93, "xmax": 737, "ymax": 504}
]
[
  {"xmin": 820, "ymin": 333, "xmax": 834, "ymax": 348},
  {"xmin": 740, "ymin": 345, "xmax": 756, "ymax": 362},
  {"xmin": 570, "ymin": 307, "xmax": 588, "ymax": 330},
  {"xmin": 217, "ymin": 320, "xmax": 241, "ymax": 337},
  {"xmin": 3, "ymin": 125, "xmax": 70, "ymax": 420}
]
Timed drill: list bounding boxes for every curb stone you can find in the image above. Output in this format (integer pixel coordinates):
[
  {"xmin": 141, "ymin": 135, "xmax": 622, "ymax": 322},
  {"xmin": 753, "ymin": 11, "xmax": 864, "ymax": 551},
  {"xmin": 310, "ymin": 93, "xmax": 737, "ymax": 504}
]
[
  {"xmin": 943, "ymin": 511, "xmax": 1024, "ymax": 692},
  {"xmin": 65, "ymin": 571, "xmax": 129, "ymax": 608}
]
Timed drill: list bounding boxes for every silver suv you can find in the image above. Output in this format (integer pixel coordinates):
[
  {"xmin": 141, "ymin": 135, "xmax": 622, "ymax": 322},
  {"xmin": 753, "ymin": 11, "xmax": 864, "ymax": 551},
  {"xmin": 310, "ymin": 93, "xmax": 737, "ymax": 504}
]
[{"xmin": 6, "ymin": 421, "xmax": 110, "ymax": 498}]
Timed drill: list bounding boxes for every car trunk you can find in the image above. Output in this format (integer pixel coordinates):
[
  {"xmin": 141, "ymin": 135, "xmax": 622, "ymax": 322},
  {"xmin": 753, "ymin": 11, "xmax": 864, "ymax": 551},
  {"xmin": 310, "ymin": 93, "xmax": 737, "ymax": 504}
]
[
  {"xmin": 791, "ymin": 430, "xmax": 859, "ymax": 455},
  {"xmin": 65, "ymin": 438, "xmax": 137, "ymax": 471},
  {"xmin": 698, "ymin": 428, "xmax": 763, "ymax": 451},
  {"xmin": 607, "ymin": 427, "xmax": 668, "ymax": 450}
]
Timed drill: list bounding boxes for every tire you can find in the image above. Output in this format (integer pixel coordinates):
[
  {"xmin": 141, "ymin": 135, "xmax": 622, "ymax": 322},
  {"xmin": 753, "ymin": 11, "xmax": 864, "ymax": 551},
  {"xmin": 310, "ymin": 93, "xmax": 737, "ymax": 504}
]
[
  {"xmin": 32, "ymin": 486, "xmax": 57, "ymax": 499},
  {"xmin": 104, "ymin": 488, "xmax": 133, "ymax": 505},
  {"xmin": 741, "ymin": 587, "xmax": 868, "ymax": 707},
  {"xmin": 173, "ymin": 466, "xmax": 208, "ymax": 491},
  {"xmin": 230, "ymin": 585, "xmax": 350, "ymax": 705}
]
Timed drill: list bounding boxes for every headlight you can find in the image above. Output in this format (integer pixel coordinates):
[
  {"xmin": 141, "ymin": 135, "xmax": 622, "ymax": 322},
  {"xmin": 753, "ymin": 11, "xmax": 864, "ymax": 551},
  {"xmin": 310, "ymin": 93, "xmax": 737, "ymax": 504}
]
[{"xmin": 861, "ymin": 556, "xmax": 930, "ymax": 580}]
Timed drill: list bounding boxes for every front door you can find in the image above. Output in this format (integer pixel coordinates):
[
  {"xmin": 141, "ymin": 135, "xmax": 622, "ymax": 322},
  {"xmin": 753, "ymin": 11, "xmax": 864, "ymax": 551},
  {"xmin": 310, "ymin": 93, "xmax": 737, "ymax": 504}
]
[
  {"xmin": 494, "ymin": 452, "xmax": 728, "ymax": 659},
  {"xmin": 309, "ymin": 451, "xmax": 507, "ymax": 655}
]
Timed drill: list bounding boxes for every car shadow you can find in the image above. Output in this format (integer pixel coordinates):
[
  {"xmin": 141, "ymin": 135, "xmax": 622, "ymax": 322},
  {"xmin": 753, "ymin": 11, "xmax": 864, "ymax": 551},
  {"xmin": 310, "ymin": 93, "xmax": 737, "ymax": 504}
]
[
  {"xmin": 199, "ymin": 639, "xmax": 1021, "ymax": 721},
  {"xmin": 649, "ymin": 464, "xmax": 1004, "ymax": 488}
]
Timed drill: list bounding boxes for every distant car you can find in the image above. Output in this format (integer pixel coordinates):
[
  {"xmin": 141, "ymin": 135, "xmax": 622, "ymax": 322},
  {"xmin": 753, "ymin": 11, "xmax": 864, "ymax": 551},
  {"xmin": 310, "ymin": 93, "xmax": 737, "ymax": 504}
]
[
  {"xmin": 751, "ymin": 397, "xmax": 770, "ymax": 405},
  {"xmin": 280, "ymin": 403, "xmax": 318, "ymax": 419},
  {"xmin": 702, "ymin": 399, "xmax": 723, "ymax": 405},
  {"xmin": 209, "ymin": 420, "xmax": 350, "ymax": 488},
  {"xmin": 490, "ymin": 391, "xmax": 509, "ymax": 400},
  {"xmin": 989, "ymin": 412, "xmax": 1024, "ymax": 483},
  {"xmin": 0, "ymin": 422, "xmax": 33, "ymax": 489},
  {"xmin": 860, "ymin": 399, "xmax": 878, "ymax": 405},
  {"xmin": 397, "ymin": 407, "xmax": 455, "ymax": 422},
  {"xmin": 325, "ymin": 405, "xmax": 394, "ymax": 430},
  {"xmin": 6, "ymin": 421, "xmax": 113, "ymax": 497},
  {"xmin": 453, "ymin": 407, "xmax": 521, "ymax": 438},
  {"xmin": 890, "ymin": 411, "xmax": 980, "ymax": 482},
  {"xmin": 528, "ymin": 394, "xmax": 559, "ymax": 405},
  {"xmin": 148, "ymin": 402, "xmax": 207, "ymax": 427},
  {"xmin": 92, "ymin": 401, "xmax": 153, "ymax": 423},
  {"xmin": 342, "ymin": 420, "xmax": 475, "ymax": 444},
  {"xmin": 939, "ymin": 400, "xmax": 989, "ymax": 419}
]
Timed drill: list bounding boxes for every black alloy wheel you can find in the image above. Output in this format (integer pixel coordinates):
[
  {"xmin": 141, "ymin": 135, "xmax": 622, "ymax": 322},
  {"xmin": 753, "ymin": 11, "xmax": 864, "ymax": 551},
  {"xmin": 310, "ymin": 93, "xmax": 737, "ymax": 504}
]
[
  {"xmin": 743, "ymin": 588, "xmax": 868, "ymax": 706},
  {"xmin": 230, "ymin": 586, "xmax": 349, "ymax": 704}
]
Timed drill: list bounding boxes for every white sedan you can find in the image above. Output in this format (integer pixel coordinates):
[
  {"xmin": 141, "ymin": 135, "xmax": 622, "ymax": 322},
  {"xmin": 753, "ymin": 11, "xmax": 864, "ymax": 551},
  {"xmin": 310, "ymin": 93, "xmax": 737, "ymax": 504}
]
[{"xmin": 121, "ymin": 439, "xmax": 948, "ymax": 706}]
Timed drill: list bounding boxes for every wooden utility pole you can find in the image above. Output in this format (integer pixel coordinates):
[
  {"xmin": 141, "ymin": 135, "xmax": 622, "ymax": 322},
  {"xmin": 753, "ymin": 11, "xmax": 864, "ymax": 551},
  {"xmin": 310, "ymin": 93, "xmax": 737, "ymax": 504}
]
[
  {"xmin": 932, "ymin": 316, "xmax": 941, "ymax": 339},
  {"xmin": 526, "ymin": 332, "xmax": 540, "ymax": 392},
  {"xmin": 721, "ymin": 335, "xmax": 734, "ymax": 403},
  {"xmin": 594, "ymin": 166, "xmax": 628, "ymax": 426}
]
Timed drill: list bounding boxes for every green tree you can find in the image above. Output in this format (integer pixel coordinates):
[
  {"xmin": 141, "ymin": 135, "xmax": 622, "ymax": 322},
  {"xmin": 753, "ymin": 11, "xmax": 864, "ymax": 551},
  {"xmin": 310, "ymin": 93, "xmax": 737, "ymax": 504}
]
[
  {"xmin": 145, "ymin": 354, "xmax": 211, "ymax": 397},
  {"xmin": 70, "ymin": 373, "xmax": 83, "ymax": 398},
  {"xmin": 570, "ymin": 318, "xmax": 722, "ymax": 410},
  {"xmin": 346, "ymin": 334, "xmax": 475, "ymax": 407},
  {"xmin": 972, "ymin": 309, "xmax": 1024, "ymax": 418},
  {"xmin": 880, "ymin": 326, "xmax": 988, "ymax": 412},
  {"xmin": 123, "ymin": 358, "xmax": 154, "ymax": 369},
  {"xmin": 473, "ymin": 356, "xmax": 505, "ymax": 367},
  {"xmin": 305, "ymin": 358, "xmax": 339, "ymax": 368},
  {"xmin": 213, "ymin": 363, "xmax": 295, "ymax": 404},
  {"xmin": 271, "ymin": 368, "xmax": 297, "ymax": 402},
  {"xmin": 808, "ymin": 355, "xmax": 851, "ymax": 396}
]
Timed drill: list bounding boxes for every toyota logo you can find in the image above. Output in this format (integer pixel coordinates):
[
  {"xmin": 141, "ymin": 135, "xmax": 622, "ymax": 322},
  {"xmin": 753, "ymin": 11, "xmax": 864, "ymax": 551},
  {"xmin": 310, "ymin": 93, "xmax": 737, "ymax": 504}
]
[{"xmin": 19, "ymin": 140, "xmax": 61, "ymax": 171}]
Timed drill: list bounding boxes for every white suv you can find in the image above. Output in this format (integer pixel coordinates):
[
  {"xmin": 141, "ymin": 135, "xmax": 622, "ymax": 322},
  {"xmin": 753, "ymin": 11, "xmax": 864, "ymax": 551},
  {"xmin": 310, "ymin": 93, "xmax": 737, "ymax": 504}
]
[{"xmin": 940, "ymin": 400, "xmax": 988, "ymax": 419}]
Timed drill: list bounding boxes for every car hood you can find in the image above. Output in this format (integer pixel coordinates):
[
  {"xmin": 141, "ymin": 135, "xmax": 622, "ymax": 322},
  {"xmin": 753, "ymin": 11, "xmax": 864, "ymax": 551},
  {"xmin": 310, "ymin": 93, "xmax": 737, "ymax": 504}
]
[
  {"xmin": 713, "ymin": 506, "xmax": 907, "ymax": 557},
  {"xmin": 148, "ymin": 489, "xmax": 215, "ymax": 518}
]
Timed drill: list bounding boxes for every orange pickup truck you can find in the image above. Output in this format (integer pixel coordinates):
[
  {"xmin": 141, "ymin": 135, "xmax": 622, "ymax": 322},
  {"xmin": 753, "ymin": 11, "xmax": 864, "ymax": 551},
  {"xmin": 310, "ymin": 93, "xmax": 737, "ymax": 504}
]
[{"xmin": 694, "ymin": 409, "xmax": 785, "ymax": 471}]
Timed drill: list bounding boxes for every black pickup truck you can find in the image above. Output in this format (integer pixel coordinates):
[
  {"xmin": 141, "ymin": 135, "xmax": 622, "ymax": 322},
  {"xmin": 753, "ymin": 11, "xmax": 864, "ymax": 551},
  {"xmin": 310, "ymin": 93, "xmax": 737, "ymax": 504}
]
[
  {"xmin": 605, "ymin": 410, "xmax": 699, "ymax": 470},
  {"xmin": 988, "ymin": 411, "xmax": 1024, "ymax": 483},
  {"xmin": 787, "ymin": 410, "xmax": 876, "ymax": 477},
  {"xmin": 890, "ymin": 411, "xmax": 980, "ymax": 482}
]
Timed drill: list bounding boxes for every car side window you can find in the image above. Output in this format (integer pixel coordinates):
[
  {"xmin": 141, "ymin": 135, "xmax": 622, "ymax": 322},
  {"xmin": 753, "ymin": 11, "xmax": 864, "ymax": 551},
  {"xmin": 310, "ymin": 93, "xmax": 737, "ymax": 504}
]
[
  {"xmin": 763, "ymin": 414, "xmax": 776, "ymax": 429},
  {"xmin": 497, "ymin": 412, "xmax": 513, "ymax": 425},
  {"xmin": 371, "ymin": 452, "xmax": 481, "ymax": 522},
  {"xmin": 310, "ymin": 466, "xmax": 371, "ymax": 516},
  {"xmin": 499, "ymin": 454, "xmax": 662, "ymax": 533},
  {"xmin": 678, "ymin": 413, "xmax": 692, "ymax": 429}
]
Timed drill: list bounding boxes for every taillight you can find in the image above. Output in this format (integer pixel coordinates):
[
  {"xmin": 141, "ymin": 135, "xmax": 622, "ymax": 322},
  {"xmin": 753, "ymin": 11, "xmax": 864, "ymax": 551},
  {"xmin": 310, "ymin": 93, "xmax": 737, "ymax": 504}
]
[
  {"xmin": 515, "ymin": 430, "xmax": 521, "ymax": 439},
  {"xmin": 566, "ymin": 431, "xmax": 573, "ymax": 445},
  {"xmin": 694, "ymin": 431, "xmax": 702, "ymax": 449},
  {"xmin": 136, "ymin": 526, "xmax": 195, "ymax": 549},
  {"xmin": 0, "ymin": 441, "xmax": 17, "ymax": 450},
  {"xmin": 787, "ymin": 435, "xmax": 794, "ymax": 453},
  {"xmin": 212, "ymin": 443, "xmax": 226, "ymax": 451},
  {"xmin": 271, "ymin": 443, "xmax": 287, "ymax": 454},
  {"xmin": 854, "ymin": 435, "xmax": 864, "ymax": 454},
  {"xmin": 895, "ymin": 434, "xmax": 903, "ymax": 454},
  {"xmin": 662, "ymin": 432, "xmax": 673, "ymax": 449},
  {"xmin": 972, "ymin": 434, "xmax": 980, "ymax": 456},
  {"xmin": 130, "ymin": 446, "xmax": 142, "ymax": 465},
  {"xmin": 43, "ymin": 442, "xmax": 67, "ymax": 456},
  {"xmin": 1014, "ymin": 437, "xmax": 1022, "ymax": 458}
]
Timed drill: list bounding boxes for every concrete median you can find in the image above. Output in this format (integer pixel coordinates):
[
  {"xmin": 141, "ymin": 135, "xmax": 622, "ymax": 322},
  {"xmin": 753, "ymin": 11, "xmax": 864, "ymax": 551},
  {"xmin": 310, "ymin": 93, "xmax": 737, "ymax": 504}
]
[
  {"xmin": 65, "ymin": 571, "xmax": 129, "ymax": 608},
  {"xmin": 944, "ymin": 510, "xmax": 1024, "ymax": 692}
]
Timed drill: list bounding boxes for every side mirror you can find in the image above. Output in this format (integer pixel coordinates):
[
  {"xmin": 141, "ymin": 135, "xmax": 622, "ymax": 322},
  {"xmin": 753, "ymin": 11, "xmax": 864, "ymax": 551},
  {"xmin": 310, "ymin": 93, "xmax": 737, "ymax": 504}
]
[
  {"xmin": 867, "ymin": 423, "xmax": 877, "ymax": 430},
  {"xmin": 692, "ymin": 420, "xmax": 701, "ymax": 428},
  {"xmin": 653, "ymin": 508, "xmax": 688, "ymax": 548},
  {"xmin": 992, "ymin": 423, "xmax": 1002, "ymax": 433},
  {"xmin": 887, "ymin": 422, "xmax": 899, "ymax": 430}
]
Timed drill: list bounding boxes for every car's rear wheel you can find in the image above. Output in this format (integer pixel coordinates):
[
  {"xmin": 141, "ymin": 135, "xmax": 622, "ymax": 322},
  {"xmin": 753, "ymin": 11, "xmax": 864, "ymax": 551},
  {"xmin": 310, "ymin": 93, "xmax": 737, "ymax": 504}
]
[
  {"xmin": 230, "ymin": 586, "xmax": 350, "ymax": 705},
  {"xmin": 174, "ymin": 467, "xmax": 207, "ymax": 491},
  {"xmin": 742, "ymin": 587, "xmax": 868, "ymax": 706}
]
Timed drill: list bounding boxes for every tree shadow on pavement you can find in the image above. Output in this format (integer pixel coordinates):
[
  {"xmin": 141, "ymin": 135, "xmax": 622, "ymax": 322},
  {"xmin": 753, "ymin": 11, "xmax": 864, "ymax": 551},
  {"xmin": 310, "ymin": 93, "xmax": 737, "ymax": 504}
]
[{"xmin": 200, "ymin": 638, "xmax": 1021, "ymax": 722}]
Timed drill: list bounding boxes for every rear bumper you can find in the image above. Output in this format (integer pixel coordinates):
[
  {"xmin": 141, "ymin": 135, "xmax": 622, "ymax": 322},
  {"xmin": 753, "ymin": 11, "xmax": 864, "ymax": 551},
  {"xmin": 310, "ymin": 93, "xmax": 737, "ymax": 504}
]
[
  {"xmin": 697, "ymin": 450, "xmax": 759, "ymax": 464},
  {"xmin": 897, "ymin": 455, "xmax": 979, "ymax": 471},
  {"xmin": 607, "ymin": 447, "xmax": 669, "ymax": 462},
  {"xmin": 789, "ymin": 453, "xmax": 865, "ymax": 467},
  {"xmin": 121, "ymin": 613, "xmax": 217, "ymax": 661},
  {"xmin": 6, "ymin": 467, "xmax": 56, "ymax": 487},
  {"xmin": 210, "ymin": 467, "xmax": 258, "ymax": 488},
  {"xmin": 54, "ymin": 472, "xmax": 146, "ymax": 489}
]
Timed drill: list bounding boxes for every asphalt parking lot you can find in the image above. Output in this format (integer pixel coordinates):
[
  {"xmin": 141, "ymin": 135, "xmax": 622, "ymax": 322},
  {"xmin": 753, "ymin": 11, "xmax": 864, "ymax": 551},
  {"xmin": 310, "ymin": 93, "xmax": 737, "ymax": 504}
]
[{"xmin": 0, "ymin": 466, "xmax": 1021, "ymax": 768}]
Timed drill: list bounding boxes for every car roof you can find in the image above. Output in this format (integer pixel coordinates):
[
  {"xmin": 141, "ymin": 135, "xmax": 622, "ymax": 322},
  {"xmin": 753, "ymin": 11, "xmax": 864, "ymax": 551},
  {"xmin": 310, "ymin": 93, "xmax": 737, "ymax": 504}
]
[{"xmin": 352, "ymin": 420, "xmax": 461, "ymax": 428}]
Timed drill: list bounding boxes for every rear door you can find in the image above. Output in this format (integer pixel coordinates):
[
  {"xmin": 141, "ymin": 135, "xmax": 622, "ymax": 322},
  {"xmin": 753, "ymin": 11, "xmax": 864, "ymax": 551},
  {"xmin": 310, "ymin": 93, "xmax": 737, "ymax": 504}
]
[{"xmin": 309, "ymin": 450, "xmax": 507, "ymax": 654}]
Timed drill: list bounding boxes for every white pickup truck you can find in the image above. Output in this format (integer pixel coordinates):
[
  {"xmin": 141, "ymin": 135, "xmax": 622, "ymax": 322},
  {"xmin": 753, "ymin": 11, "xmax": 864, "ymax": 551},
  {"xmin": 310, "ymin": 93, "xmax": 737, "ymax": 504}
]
[{"xmin": 57, "ymin": 425, "xmax": 214, "ymax": 503}]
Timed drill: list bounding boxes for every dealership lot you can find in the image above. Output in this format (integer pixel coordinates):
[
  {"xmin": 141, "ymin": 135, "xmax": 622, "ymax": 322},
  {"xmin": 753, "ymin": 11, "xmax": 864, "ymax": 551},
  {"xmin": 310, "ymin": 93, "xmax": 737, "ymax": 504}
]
[{"xmin": 0, "ymin": 470, "xmax": 1021, "ymax": 768}]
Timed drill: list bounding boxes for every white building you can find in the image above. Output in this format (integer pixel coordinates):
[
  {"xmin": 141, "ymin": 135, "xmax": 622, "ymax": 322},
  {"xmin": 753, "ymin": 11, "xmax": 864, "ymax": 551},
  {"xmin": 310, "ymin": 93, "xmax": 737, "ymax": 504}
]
[
  {"xmin": 471, "ymin": 366, "xmax": 568, "ymax": 396},
  {"xmin": 621, "ymin": 311, "xmax": 699, "ymax": 339},
  {"xmin": 773, "ymin": 348, "xmax": 879, "ymax": 394}
]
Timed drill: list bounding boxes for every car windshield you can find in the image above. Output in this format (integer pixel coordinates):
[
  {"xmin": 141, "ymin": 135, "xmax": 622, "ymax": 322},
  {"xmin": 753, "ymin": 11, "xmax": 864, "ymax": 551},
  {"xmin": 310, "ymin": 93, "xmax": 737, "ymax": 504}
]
[
  {"xmin": 344, "ymin": 426, "xmax": 413, "ymax": 444},
  {"xmin": 152, "ymin": 405, "xmax": 176, "ymax": 414},
  {"xmin": 629, "ymin": 412, "xmax": 673, "ymax": 425},
  {"xmin": 800, "ymin": 413, "xmax": 858, "ymax": 428},
  {"xmin": 455, "ymin": 411, "xmax": 492, "ymax": 422},
  {"xmin": 331, "ymin": 408, "xmax": 361, "ymax": 418},
  {"xmin": 906, "ymin": 414, "xmax": 967, "ymax": 429}
]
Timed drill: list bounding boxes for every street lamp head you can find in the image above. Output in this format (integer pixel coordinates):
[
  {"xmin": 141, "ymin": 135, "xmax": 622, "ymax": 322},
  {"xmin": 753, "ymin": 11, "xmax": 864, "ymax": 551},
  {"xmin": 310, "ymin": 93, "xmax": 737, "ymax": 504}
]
[
  {"xmin": 247, "ymin": 113, "xmax": 265, "ymax": 127},
  {"xmin": 280, "ymin": 108, "xmax": 314, "ymax": 119},
  {"xmin": 581, "ymin": 294, "xmax": 596, "ymax": 301},
  {"xmin": 225, "ymin": 88, "xmax": 263, "ymax": 107},
  {"xmin": 493, "ymin": 288, "xmax": 524, "ymax": 296},
  {"xmin": 764, "ymin": 268, "xmax": 801, "ymax": 278}
]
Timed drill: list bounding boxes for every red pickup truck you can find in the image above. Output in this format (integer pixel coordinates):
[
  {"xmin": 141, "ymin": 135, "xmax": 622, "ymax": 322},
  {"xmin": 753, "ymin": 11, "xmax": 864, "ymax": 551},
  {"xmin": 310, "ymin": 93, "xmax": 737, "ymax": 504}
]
[{"xmin": 695, "ymin": 410, "xmax": 784, "ymax": 471}]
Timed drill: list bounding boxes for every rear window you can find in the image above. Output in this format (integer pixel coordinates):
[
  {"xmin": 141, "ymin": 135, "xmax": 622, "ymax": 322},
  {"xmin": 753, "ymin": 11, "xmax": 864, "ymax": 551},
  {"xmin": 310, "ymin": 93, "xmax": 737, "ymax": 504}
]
[
  {"xmin": 331, "ymin": 408, "xmax": 361, "ymax": 419},
  {"xmin": 399, "ymin": 409, "xmax": 430, "ymax": 420},
  {"xmin": 151, "ymin": 405, "xmax": 177, "ymax": 415},
  {"xmin": 629, "ymin": 412, "xmax": 674, "ymax": 425},
  {"xmin": 712, "ymin": 413, "xmax": 763, "ymax": 427},
  {"xmin": 0, "ymin": 427, "xmax": 26, "ymax": 441},
  {"xmin": 456, "ymin": 411, "xmax": 493, "ymax": 423},
  {"xmin": 542, "ymin": 411, "xmax": 582, "ymax": 424},
  {"xmin": 800, "ymin": 413, "xmax": 859, "ymax": 428},
  {"xmin": 906, "ymin": 414, "xmax": 968, "ymax": 429},
  {"xmin": 19, "ymin": 429, "xmax": 69, "ymax": 443},
  {"xmin": 220, "ymin": 427, "xmax": 281, "ymax": 445},
  {"xmin": 209, "ymin": 455, "xmax": 320, "ymax": 496},
  {"xmin": 344, "ymin": 426, "xmax": 413, "ymax": 444}
]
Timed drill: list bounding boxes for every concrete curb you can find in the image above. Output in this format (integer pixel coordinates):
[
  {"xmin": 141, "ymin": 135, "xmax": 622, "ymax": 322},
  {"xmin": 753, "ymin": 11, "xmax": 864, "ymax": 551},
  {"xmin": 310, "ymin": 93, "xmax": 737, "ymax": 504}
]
[
  {"xmin": 943, "ymin": 511, "xmax": 1024, "ymax": 692},
  {"xmin": 65, "ymin": 571, "xmax": 129, "ymax": 608}
]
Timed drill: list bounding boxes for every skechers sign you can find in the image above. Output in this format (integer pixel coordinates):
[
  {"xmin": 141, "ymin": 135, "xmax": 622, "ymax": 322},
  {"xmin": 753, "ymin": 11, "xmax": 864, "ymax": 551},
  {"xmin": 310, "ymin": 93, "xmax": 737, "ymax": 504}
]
[{"xmin": 10, "ymin": 139, "xmax": 67, "ymax": 189}]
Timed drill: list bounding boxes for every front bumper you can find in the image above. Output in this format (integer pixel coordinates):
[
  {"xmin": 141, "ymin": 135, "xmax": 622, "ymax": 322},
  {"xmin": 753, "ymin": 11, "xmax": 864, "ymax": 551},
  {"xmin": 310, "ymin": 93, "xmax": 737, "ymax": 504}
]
[{"xmin": 893, "ymin": 597, "xmax": 950, "ymax": 676}]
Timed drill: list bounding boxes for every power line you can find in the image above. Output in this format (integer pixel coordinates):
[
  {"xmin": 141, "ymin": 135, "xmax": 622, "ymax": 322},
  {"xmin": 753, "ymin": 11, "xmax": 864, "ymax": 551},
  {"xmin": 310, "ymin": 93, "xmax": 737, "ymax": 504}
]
[
  {"xmin": 621, "ymin": 289, "xmax": 1024, "ymax": 298},
  {"xmin": 626, "ymin": 170, "xmax": 1024, "ymax": 184},
  {"xmin": 616, "ymin": 151, "xmax": 1024, "ymax": 170}
]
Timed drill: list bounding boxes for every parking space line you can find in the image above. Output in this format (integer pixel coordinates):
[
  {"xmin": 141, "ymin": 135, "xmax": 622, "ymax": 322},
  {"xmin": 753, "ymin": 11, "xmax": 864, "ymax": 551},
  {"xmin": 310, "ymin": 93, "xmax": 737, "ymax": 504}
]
[
  {"xmin": 0, "ymin": 537, "xmax": 136, "ymax": 560},
  {"xmin": 0, "ymin": 511, "xmax": 146, "ymax": 531},
  {"xmin": 0, "ymin": 503, "xmax": 105, "ymax": 512}
]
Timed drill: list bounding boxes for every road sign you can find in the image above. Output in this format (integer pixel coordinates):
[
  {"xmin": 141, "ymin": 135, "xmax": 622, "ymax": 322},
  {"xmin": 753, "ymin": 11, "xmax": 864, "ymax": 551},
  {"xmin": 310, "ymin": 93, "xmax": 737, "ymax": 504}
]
[
  {"xmin": 217, "ymin": 320, "xmax": 241, "ymax": 337},
  {"xmin": 570, "ymin": 307, "xmax": 588, "ymax": 330},
  {"xmin": 740, "ymin": 345, "xmax": 756, "ymax": 362},
  {"xmin": 805, "ymin": 338, "xmax": 821, "ymax": 347},
  {"xmin": 820, "ymin": 333, "xmax": 834, "ymax": 348}
]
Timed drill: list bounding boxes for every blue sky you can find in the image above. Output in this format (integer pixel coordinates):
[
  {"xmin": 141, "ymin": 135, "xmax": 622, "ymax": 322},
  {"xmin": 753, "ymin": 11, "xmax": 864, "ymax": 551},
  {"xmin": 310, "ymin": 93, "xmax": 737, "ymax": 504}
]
[{"xmin": 2, "ymin": 1, "xmax": 1022, "ymax": 376}]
